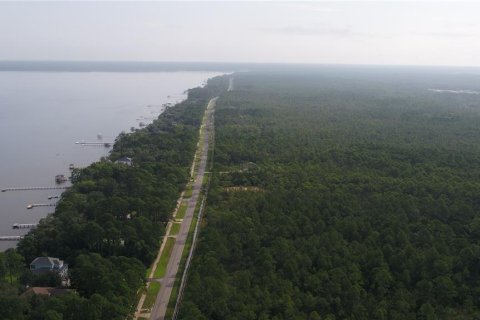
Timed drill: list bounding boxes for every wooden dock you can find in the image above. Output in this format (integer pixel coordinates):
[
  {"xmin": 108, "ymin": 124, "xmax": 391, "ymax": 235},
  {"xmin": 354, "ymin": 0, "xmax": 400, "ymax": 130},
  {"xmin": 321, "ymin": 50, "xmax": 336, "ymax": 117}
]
[
  {"xmin": 27, "ymin": 203, "xmax": 56, "ymax": 209},
  {"xmin": 12, "ymin": 223, "xmax": 37, "ymax": 229},
  {"xmin": 2, "ymin": 186, "xmax": 69, "ymax": 192},
  {"xmin": 0, "ymin": 236, "xmax": 23, "ymax": 241},
  {"xmin": 75, "ymin": 141, "xmax": 113, "ymax": 147}
]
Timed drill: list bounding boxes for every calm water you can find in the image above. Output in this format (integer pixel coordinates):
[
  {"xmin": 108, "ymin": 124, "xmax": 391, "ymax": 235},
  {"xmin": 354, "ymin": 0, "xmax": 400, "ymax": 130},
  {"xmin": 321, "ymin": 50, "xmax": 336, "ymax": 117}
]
[{"xmin": 0, "ymin": 71, "xmax": 220, "ymax": 251}]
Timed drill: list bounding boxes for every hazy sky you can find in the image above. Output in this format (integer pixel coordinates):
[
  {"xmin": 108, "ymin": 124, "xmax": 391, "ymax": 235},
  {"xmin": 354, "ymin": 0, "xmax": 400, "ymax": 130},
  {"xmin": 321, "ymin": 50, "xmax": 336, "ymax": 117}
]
[{"xmin": 1, "ymin": 1, "xmax": 480, "ymax": 66}]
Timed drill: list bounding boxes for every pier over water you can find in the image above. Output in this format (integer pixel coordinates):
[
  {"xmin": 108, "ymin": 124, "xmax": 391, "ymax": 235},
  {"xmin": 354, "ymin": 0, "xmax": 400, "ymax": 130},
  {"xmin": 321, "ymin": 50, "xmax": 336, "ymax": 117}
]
[
  {"xmin": 12, "ymin": 223, "xmax": 37, "ymax": 229},
  {"xmin": 0, "ymin": 236, "xmax": 24, "ymax": 241},
  {"xmin": 75, "ymin": 141, "xmax": 113, "ymax": 147},
  {"xmin": 27, "ymin": 203, "xmax": 56, "ymax": 210},
  {"xmin": 2, "ymin": 186, "xmax": 70, "ymax": 192}
]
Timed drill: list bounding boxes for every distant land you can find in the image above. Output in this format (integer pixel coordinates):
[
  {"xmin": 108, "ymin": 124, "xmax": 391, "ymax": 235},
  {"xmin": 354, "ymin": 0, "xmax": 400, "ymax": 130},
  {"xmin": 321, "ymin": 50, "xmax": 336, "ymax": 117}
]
[
  {"xmin": 1, "ymin": 60, "xmax": 480, "ymax": 74},
  {"xmin": 0, "ymin": 60, "xmax": 239, "ymax": 72}
]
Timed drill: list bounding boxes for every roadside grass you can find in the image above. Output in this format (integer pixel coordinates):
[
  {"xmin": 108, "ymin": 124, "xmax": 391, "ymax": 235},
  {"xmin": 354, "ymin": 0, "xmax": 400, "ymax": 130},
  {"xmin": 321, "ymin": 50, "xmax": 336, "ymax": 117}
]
[
  {"xmin": 154, "ymin": 237, "xmax": 175, "ymax": 279},
  {"xmin": 170, "ymin": 223, "xmax": 181, "ymax": 236},
  {"xmin": 183, "ymin": 184, "xmax": 193, "ymax": 199},
  {"xmin": 195, "ymin": 156, "xmax": 201, "ymax": 168},
  {"xmin": 202, "ymin": 172, "xmax": 210, "ymax": 188},
  {"xmin": 143, "ymin": 282, "xmax": 161, "ymax": 310},
  {"xmin": 176, "ymin": 202, "xmax": 188, "ymax": 219},
  {"xmin": 146, "ymin": 266, "xmax": 153, "ymax": 278},
  {"xmin": 207, "ymin": 143, "xmax": 215, "ymax": 168}
]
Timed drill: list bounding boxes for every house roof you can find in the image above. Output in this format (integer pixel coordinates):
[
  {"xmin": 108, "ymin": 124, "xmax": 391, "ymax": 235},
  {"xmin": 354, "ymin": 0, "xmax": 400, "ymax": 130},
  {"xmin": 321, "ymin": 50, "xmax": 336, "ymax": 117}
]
[
  {"xmin": 25, "ymin": 287, "xmax": 53, "ymax": 296},
  {"xmin": 49, "ymin": 288, "xmax": 72, "ymax": 296},
  {"xmin": 30, "ymin": 256, "xmax": 63, "ymax": 267}
]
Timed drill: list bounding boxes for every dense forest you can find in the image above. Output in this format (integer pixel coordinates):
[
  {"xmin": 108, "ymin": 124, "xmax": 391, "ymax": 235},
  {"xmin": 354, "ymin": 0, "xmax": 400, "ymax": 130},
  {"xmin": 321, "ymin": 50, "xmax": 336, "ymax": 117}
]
[
  {"xmin": 179, "ymin": 69, "xmax": 480, "ymax": 319},
  {"xmin": 0, "ymin": 75, "xmax": 228, "ymax": 320}
]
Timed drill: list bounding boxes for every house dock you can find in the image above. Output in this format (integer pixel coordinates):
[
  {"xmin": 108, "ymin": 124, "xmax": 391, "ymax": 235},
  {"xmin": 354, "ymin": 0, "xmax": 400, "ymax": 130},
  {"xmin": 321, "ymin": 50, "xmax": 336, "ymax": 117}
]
[
  {"xmin": 27, "ymin": 203, "xmax": 56, "ymax": 209},
  {"xmin": 13, "ymin": 223, "xmax": 37, "ymax": 229},
  {"xmin": 75, "ymin": 141, "xmax": 113, "ymax": 147},
  {"xmin": 0, "ymin": 236, "xmax": 23, "ymax": 241},
  {"xmin": 1, "ymin": 186, "xmax": 69, "ymax": 192}
]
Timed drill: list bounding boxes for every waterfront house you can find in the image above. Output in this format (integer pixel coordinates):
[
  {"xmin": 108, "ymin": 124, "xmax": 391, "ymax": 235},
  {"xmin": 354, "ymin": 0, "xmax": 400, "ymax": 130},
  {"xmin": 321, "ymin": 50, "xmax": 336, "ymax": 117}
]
[
  {"xmin": 116, "ymin": 157, "xmax": 133, "ymax": 166},
  {"xmin": 30, "ymin": 257, "xmax": 69, "ymax": 279}
]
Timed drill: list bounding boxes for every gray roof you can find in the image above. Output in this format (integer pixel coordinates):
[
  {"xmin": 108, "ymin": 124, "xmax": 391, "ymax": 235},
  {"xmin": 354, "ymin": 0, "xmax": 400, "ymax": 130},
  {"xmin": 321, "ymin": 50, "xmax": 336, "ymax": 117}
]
[{"xmin": 30, "ymin": 256, "xmax": 63, "ymax": 267}]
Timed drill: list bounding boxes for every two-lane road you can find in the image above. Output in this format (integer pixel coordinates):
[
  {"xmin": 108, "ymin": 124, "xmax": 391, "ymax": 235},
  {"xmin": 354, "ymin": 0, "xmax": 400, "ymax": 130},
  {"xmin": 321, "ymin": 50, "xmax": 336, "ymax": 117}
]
[{"xmin": 150, "ymin": 97, "xmax": 217, "ymax": 320}]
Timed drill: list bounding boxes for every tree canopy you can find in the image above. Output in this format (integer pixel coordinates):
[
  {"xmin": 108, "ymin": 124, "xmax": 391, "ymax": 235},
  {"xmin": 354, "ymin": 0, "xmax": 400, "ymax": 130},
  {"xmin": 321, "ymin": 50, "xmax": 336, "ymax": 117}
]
[{"xmin": 179, "ymin": 70, "xmax": 480, "ymax": 319}]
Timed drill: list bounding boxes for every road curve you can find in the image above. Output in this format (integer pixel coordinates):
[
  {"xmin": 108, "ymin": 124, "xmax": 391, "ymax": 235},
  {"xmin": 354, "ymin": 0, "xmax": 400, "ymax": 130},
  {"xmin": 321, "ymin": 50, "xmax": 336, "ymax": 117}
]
[{"xmin": 150, "ymin": 97, "xmax": 217, "ymax": 320}]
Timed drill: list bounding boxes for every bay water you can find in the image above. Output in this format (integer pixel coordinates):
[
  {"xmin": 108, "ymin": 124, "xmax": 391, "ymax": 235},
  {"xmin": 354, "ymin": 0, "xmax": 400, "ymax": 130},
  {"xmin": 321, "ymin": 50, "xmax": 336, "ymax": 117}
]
[{"xmin": 0, "ymin": 71, "xmax": 220, "ymax": 251}]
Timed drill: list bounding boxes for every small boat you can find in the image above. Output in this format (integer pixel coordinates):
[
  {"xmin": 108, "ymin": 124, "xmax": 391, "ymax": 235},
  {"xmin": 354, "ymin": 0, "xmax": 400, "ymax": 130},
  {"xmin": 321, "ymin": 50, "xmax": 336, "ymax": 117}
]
[
  {"xmin": 55, "ymin": 174, "xmax": 67, "ymax": 184},
  {"xmin": 48, "ymin": 195, "xmax": 59, "ymax": 200}
]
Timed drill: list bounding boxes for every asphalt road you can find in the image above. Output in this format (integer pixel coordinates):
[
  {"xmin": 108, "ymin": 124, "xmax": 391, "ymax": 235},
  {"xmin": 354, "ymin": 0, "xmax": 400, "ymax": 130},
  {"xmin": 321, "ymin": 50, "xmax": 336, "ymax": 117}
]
[{"xmin": 150, "ymin": 97, "xmax": 217, "ymax": 320}]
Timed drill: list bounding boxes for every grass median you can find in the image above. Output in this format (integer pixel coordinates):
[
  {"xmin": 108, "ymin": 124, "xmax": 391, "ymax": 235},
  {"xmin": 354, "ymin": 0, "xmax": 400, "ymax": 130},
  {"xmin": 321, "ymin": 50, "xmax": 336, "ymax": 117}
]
[
  {"xmin": 142, "ymin": 282, "xmax": 161, "ymax": 310},
  {"xmin": 170, "ymin": 222, "xmax": 181, "ymax": 236},
  {"xmin": 183, "ymin": 183, "xmax": 193, "ymax": 198},
  {"xmin": 176, "ymin": 202, "xmax": 188, "ymax": 219},
  {"xmin": 153, "ymin": 237, "xmax": 175, "ymax": 279}
]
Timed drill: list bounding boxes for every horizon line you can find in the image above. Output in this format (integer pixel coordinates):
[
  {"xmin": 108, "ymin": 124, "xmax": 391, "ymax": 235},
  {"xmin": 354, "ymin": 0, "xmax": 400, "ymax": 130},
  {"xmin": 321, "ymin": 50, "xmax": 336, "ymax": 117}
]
[{"xmin": 0, "ymin": 60, "xmax": 480, "ymax": 70}]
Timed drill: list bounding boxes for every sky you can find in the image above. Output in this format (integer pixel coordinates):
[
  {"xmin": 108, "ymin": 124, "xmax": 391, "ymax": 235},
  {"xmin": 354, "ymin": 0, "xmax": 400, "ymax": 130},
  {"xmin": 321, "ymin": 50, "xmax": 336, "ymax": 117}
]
[{"xmin": 1, "ymin": 1, "xmax": 480, "ymax": 66}]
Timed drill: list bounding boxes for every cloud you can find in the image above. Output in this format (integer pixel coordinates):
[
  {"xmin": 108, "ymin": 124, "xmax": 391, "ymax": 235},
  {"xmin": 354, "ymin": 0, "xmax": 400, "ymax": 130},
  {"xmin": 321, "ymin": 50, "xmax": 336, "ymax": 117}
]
[
  {"xmin": 273, "ymin": 25, "xmax": 353, "ymax": 37},
  {"xmin": 425, "ymin": 31, "xmax": 479, "ymax": 38},
  {"xmin": 145, "ymin": 22, "xmax": 183, "ymax": 30},
  {"xmin": 264, "ymin": 24, "xmax": 387, "ymax": 38},
  {"xmin": 273, "ymin": 3, "xmax": 335, "ymax": 14}
]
